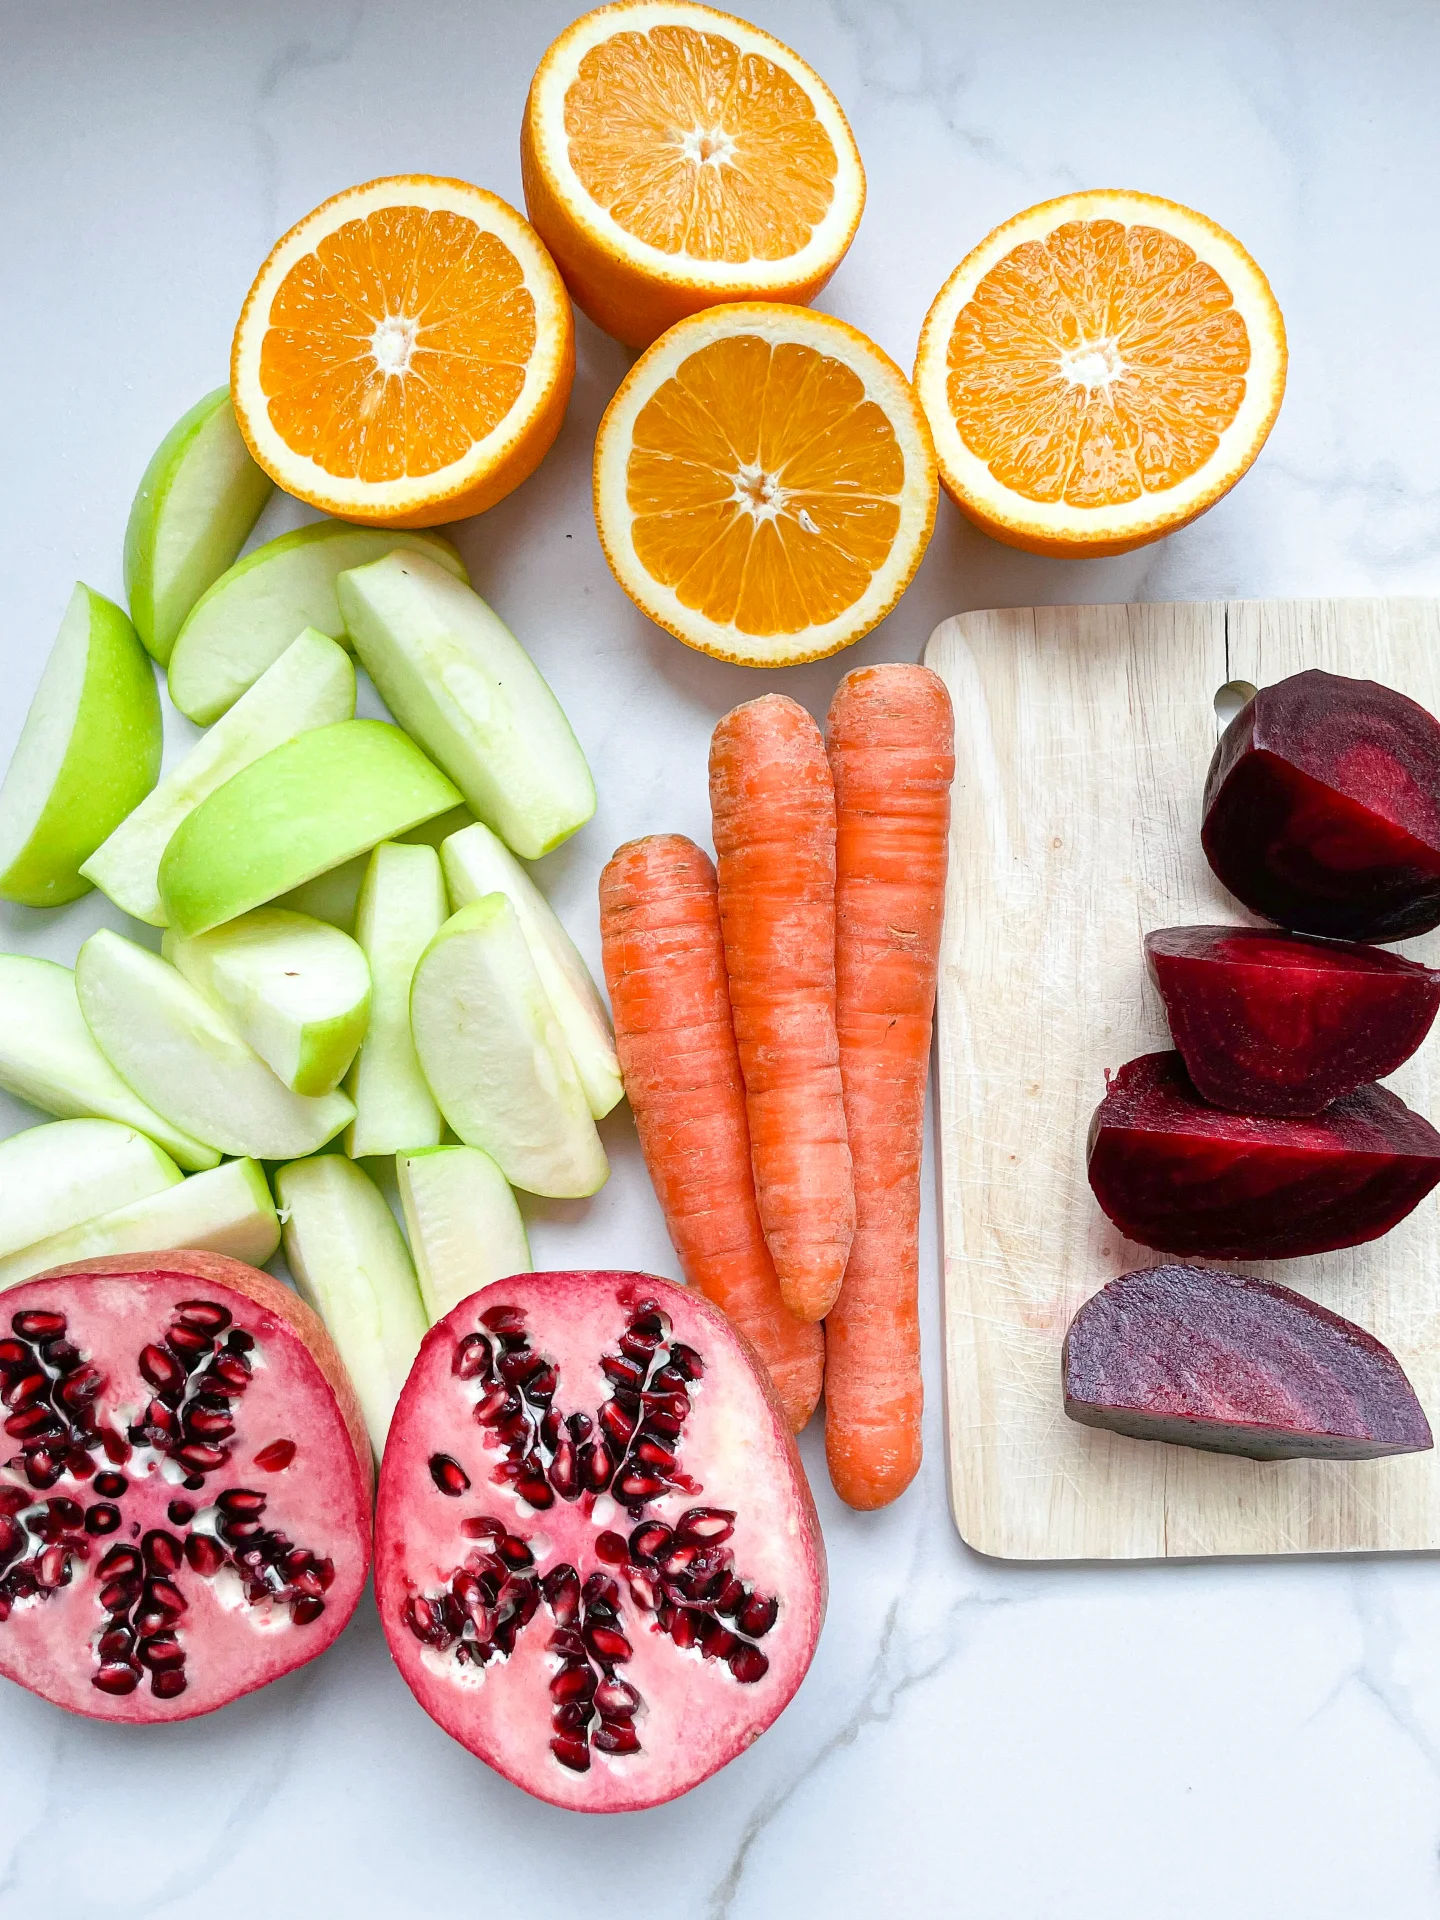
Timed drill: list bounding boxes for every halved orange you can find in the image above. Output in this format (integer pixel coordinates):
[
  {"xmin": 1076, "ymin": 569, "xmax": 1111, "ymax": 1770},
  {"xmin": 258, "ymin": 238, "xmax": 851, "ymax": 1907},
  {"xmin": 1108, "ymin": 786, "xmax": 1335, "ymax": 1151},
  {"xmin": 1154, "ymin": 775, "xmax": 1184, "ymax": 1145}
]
[
  {"xmin": 914, "ymin": 190, "xmax": 1287, "ymax": 556},
  {"xmin": 522, "ymin": 2, "xmax": 866, "ymax": 349},
  {"xmin": 594, "ymin": 304, "xmax": 937, "ymax": 666},
  {"xmin": 231, "ymin": 176, "xmax": 574, "ymax": 528}
]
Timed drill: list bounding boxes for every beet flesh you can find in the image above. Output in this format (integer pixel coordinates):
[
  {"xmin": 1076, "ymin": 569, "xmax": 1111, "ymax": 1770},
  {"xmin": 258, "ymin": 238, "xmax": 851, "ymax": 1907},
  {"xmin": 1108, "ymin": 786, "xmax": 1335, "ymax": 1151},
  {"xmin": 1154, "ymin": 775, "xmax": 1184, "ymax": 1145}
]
[
  {"xmin": 1087, "ymin": 1050, "xmax": 1440, "ymax": 1258},
  {"xmin": 1145, "ymin": 925, "xmax": 1440, "ymax": 1116},
  {"xmin": 1063, "ymin": 1263, "xmax": 1433, "ymax": 1459},
  {"xmin": 1201, "ymin": 669, "xmax": 1440, "ymax": 941}
]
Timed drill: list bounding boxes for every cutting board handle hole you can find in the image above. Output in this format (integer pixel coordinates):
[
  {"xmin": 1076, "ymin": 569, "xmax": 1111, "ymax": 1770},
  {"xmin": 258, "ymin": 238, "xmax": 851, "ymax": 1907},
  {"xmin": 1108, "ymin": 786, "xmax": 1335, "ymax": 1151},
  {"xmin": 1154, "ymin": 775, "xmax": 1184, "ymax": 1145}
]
[{"xmin": 1213, "ymin": 679, "xmax": 1257, "ymax": 729}]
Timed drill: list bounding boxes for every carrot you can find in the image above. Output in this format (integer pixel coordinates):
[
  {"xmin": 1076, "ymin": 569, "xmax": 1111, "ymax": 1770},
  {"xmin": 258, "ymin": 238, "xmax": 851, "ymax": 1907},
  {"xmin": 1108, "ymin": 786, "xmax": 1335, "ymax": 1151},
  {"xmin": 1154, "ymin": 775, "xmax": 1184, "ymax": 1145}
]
[
  {"xmin": 823, "ymin": 664, "xmax": 954, "ymax": 1510},
  {"xmin": 599, "ymin": 834, "xmax": 824, "ymax": 1431},
  {"xmin": 709, "ymin": 695, "xmax": 855, "ymax": 1323}
]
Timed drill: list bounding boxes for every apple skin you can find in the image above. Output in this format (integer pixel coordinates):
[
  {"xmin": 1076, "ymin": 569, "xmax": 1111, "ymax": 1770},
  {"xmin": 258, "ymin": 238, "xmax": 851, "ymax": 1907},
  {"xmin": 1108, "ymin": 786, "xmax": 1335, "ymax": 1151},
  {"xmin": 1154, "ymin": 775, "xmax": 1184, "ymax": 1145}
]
[
  {"xmin": 158, "ymin": 719, "xmax": 461, "ymax": 938},
  {"xmin": 396, "ymin": 1143, "xmax": 531, "ymax": 1321},
  {"xmin": 123, "ymin": 386, "xmax": 274, "ymax": 665},
  {"xmin": 0, "ymin": 1118, "xmax": 184, "ymax": 1262},
  {"xmin": 344, "ymin": 841, "xmax": 446, "ymax": 1157},
  {"xmin": 0, "ymin": 584, "xmax": 161, "ymax": 907},
  {"xmin": 167, "ymin": 521, "xmax": 469, "ymax": 725}
]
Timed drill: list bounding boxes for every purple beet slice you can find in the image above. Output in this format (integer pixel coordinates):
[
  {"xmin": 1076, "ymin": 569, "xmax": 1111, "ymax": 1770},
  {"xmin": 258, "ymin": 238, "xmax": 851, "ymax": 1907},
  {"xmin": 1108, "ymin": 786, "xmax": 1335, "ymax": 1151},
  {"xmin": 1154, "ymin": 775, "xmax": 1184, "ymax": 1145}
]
[
  {"xmin": 1087, "ymin": 1050, "xmax": 1440, "ymax": 1258},
  {"xmin": 1201, "ymin": 668, "xmax": 1440, "ymax": 941},
  {"xmin": 1063, "ymin": 1264, "xmax": 1433, "ymax": 1460},
  {"xmin": 1145, "ymin": 925, "xmax": 1440, "ymax": 1116}
]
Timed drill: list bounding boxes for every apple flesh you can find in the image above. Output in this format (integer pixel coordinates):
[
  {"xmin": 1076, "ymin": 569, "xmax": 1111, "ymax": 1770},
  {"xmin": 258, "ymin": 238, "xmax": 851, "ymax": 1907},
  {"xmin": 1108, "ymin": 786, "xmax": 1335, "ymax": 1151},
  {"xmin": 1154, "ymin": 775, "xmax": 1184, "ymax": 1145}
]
[
  {"xmin": 1064, "ymin": 1263, "xmax": 1433, "ymax": 1459},
  {"xmin": 396, "ymin": 1143, "xmax": 531, "ymax": 1321},
  {"xmin": 0, "ymin": 1157, "xmax": 279, "ymax": 1291},
  {"xmin": 344, "ymin": 842, "xmax": 446, "ymax": 1157},
  {"xmin": 409, "ymin": 895, "xmax": 609, "ymax": 1198},
  {"xmin": 123, "ymin": 386, "xmax": 273, "ymax": 665},
  {"xmin": 277, "ymin": 807, "xmax": 472, "ymax": 933},
  {"xmin": 167, "ymin": 520, "xmax": 468, "ymax": 725},
  {"xmin": 0, "ymin": 584, "xmax": 161, "ymax": 907},
  {"xmin": 81, "ymin": 627, "xmax": 355, "ymax": 925},
  {"xmin": 338, "ymin": 551, "xmax": 596, "ymax": 859},
  {"xmin": 1203, "ymin": 669, "xmax": 1440, "ymax": 941},
  {"xmin": 275, "ymin": 1154, "xmax": 429, "ymax": 1454},
  {"xmin": 0, "ymin": 953, "xmax": 217, "ymax": 1170},
  {"xmin": 75, "ymin": 930, "xmax": 354, "ymax": 1160},
  {"xmin": 158, "ymin": 718, "xmax": 461, "ymax": 937},
  {"xmin": 0, "ymin": 1119, "xmax": 183, "ymax": 1261},
  {"xmin": 442, "ymin": 822, "xmax": 621, "ymax": 1118},
  {"xmin": 1087, "ymin": 1049, "xmax": 1440, "ymax": 1259},
  {"xmin": 1146, "ymin": 925, "xmax": 1440, "ymax": 1116}
]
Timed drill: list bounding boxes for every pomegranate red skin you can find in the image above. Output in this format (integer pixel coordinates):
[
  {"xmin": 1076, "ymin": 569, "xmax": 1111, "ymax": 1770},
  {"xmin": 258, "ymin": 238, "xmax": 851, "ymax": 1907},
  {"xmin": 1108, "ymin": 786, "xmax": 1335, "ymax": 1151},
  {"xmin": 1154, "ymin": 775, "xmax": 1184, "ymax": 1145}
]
[
  {"xmin": 1064, "ymin": 1264, "xmax": 1433, "ymax": 1460},
  {"xmin": 1087, "ymin": 1051, "xmax": 1440, "ymax": 1259},
  {"xmin": 1145, "ymin": 925, "xmax": 1440, "ymax": 1116},
  {"xmin": 376, "ymin": 1270, "xmax": 826, "ymax": 1813},
  {"xmin": 0, "ymin": 1251, "xmax": 372, "ymax": 1723},
  {"xmin": 1201, "ymin": 669, "xmax": 1440, "ymax": 942}
]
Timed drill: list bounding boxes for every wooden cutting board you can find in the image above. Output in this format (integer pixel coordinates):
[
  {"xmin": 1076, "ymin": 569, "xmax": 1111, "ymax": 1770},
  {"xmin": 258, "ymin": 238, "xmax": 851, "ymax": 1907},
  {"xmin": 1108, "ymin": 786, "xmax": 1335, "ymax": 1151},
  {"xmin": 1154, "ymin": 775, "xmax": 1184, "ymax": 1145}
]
[{"xmin": 926, "ymin": 598, "xmax": 1440, "ymax": 1560}]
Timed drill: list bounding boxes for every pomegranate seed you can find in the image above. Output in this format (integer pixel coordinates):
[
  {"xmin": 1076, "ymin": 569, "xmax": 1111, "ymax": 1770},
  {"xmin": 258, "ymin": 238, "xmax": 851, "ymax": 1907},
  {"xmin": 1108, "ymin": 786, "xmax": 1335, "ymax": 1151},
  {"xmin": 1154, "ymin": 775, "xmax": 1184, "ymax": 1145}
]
[
  {"xmin": 174, "ymin": 1300, "xmax": 231, "ymax": 1331},
  {"xmin": 253, "ymin": 1439, "xmax": 295, "ymax": 1471},
  {"xmin": 626, "ymin": 1570, "xmax": 660, "ymax": 1611},
  {"xmin": 729, "ymin": 1644, "xmax": 769, "ymax": 1684},
  {"xmin": 676, "ymin": 1506, "xmax": 735, "ymax": 1544},
  {"xmin": 635, "ymin": 1438, "xmax": 677, "ymax": 1473},
  {"xmin": 583, "ymin": 1571, "xmax": 620, "ymax": 1608},
  {"xmin": 594, "ymin": 1531, "xmax": 628, "ymax": 1565},
  {"xmin": 6, "ymin": 1405, "xmax": 60, "ymax": 1441},
  {"xmin": 550, "ymin": 1732, "xmax": 591, "ymax": 1773},
  {"xmin": 210, "ymin": 1352, "xmax": 252, "ymax": 1389},
  {"xmin": 601, "ymin": 1354, "xmax": 644, "ymax": 1392},
  {"xmin": 0, "ymin": 1486, "xmax": 26, "ymax": 1517},
  {"xmin": 98, "ymin": 1624, "xmax": 135, "ymax": 1661},
  {"xmin": 551, "ymin": 1701, "xmax": 591, "ymax": 1733},
  {"xmin": 480, "ymin": 1304, "xmax": 526, "ymax": 1336},
  {"xmin": 619, "ymin": 1327, "xmax": 662, "ymax": 1363},
  {"xmin": 98, "ymin": 1544, "xmax": 141, "ymax": 1578},
  {"xmin": 12, "ymin": 1311, "xmax": 65, "ymax": 1340},
  {"xmin": 643, "ymin": 1407, "xmax": 684, "ymax": 1441},
  {"xmin": 66, "ymin": 1446, "xmax": 98, "ymax": 1480},
  {"xmin": 291, "ymin": 1595, "xmax": 325, "ymax": 1625},
  {"xmin": 226, "ymin": 1329, "xmax": 255, "ymax": 1352},
  {"xmin": 139, "ymin": 1399, "xmax": 177, "ymax": 1440},
  {"xmin": 580, "ymin": 1441, "xmax": 615, "ymax": 1493},
  {"xmin": 36, "ymin": 1546, "xmax": 71, "ymax": 1588},
  {"xmin": 585, "ymin": 1623, "xmax": 632, "ymax": 1663},
  {"xmin": 177, "ymin": 1442, "xmax": 230, "ymax": 1473},
  {"xmin": 3, "ymin": 1371, "xmax": 47, "ymax": 1410},
  {"xmin": 146, "ymin": 1578, "xmax": 187, "ymax": 1619},
  {"xmin": 143, "ymin": 1531, "xmax": 183, "ymax": 1575},
  {"xmin": 702, "ymin": 1620, "xmax": 738, "ymax": 1662},
  {"xmin": 598, "ymin": 1399, "xmax": 637, "ymax": 1447},
  {"xmin": 139, "ymin": 1344, "xmax": 185, "ymax": 1396},
  {"xmin": 150, "ymin": 1668, "xmax": 188, "ymax": 1699},
  {"xmin": 548, "ymin": 1626, "xmax": 586, "ymax": 1659},
  {"xmin": 498, "ymin": 1349, "xmax": 542, "ymax": 1389},
  {"xmin": 0, "ymin": 1340, "xmax": 28, "ymax": 1370},
  {"xmin": 428, "ymin": 1454, "xmax": 470, "ymax": 1497},
  {"xmin": 472, "ymin": 1385, "xmax": 511, "ymax": 1426},
  {"xmin": 669, "ymin": 1608, "xmax": 705, "ymax": 1651},
  {"xmin": 23, "ymin": 1447, "xmax": 63, "ymax": 1488},
  {"xmin": 91, "ymin": 1471, "xmax": 127, "ymax": 1499},
  {"xmin": 184, "ymin": 1534, "xmax": 225, "ymax": 1576},
  {"xmin": 92, "ymin": 1662, "xmax": 141, "ymax": 1696},
  {"xmin": 713, "ymin": 1576, "xmax": 746, "ymax": 1616},
  {"xmin": 542, "ymin": 1563, "xmax": 581, "ymax": 1625},
  {"xmin": 84, "ymin": 1503, "xmax": 121, "ymax": 1536},
  {"xmin": 166, "ymin": 1499, "xmax": 195, "ymax": 1526},
  {"xmin": 547, "ymin": 1439, "xmax": 578, "ymax": 1499},
  {"xmin": 667, "ymin": 1342, "xmax": 704, "ymax": 1380},
  {"xmin": 738, "ymin": 1593, "xmax": 779, "ymax": 1637},
  {"xmin": 99, "ymin": 1577, "xmax": 140, "ymax": 1613},
  {"xmin": 166, "ymin": 1323, "xmax": 214, "ymax": 1361},
  {"xmin": 629, "ymin": 1523, "xmax": 672, "ymax": 1563},
  {"xmin": 221, "ymin": 1517, "xmax": 264, "ymax": 1544},
  {"xmin": 217, "ymin": 1488, "xmax": 266, "ymax": 1515},
  {"xmin": 550, "ymin": 1662, "xmax": 597, "ymax": 1703},
  {"xmin": 594, "ymin": 1675, "xmax": 641, "ymax": 1719},
  {"xmin": 185, "ymin": 1404, "xmax": 236, "ymax": 1440},
  {"xmin": 460, "ymin": 1515, "xmax": 506, "ymax": 1544},
  {"xmin": 0, "ymin": 1515, "xmax": 22, "ymax": 1563},
  {"xmin": 592, "ymin": 1720, "xmax": 640, "ymax": 1755},
  {"xmin": 138, "ymin": 1633, "xmax": 186, "ymax": 1670},
  {"xmin": 46, "ymin": 1496, "xmax": 83, "ymax": 1529},
  {"xmin": 452, "ymin": 1334, "xmax": 492, "ymax": 1380},
  {"xmin": 516, "ymin": 1470, "xmax": 554, "ymax": 1511},
  {"xmin": 99, "ymin": 1428, "xmax": 130, "ymax": 1465},
  {"xmin": 313, "ymin": 1557, "xmax": 335, "ymax": 1591},
  {"xmin": 494, "ymin": 1535, "xmax": 532, "ymax": 1571},
  {"xmin": 567, "ymin": 1412, "xmax": 594, "ymax": 1443},
  {"xmin": 615, "ymin": 1467, "xmax": 666, "ymax": 1504}
]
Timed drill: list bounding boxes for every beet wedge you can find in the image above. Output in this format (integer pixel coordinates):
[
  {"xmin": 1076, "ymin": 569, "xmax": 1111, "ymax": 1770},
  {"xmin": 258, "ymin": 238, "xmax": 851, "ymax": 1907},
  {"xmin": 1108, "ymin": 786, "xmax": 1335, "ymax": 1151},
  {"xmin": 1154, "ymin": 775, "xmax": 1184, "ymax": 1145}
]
[
  {"xmin": 1202, "ymin": 669, "xmax": 1440, "ymax": 941},
  {"xmin": 1087, "ymin": 1050, "xmax": 1440, "ymax": 1259},
  {"xmin": 1063, "ymin": 1264, "xmax": 1433, "ymax": 1461},
  {"xmin": 1146, "ymin": 925, "xmax": 1440, "ymax": 1116}
]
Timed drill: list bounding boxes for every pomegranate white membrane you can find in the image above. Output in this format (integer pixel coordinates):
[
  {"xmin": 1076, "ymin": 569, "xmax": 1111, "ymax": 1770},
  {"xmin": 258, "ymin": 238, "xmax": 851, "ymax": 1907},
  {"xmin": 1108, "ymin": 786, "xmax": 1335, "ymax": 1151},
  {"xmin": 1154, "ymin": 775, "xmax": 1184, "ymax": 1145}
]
[
  {"xmin": 0, "ymin": 1251, "xmax": 372, "ymax": 1720},
  {"xmin": 376, "ymin": 1270, "xmax": 826, "ymax": 1811}
]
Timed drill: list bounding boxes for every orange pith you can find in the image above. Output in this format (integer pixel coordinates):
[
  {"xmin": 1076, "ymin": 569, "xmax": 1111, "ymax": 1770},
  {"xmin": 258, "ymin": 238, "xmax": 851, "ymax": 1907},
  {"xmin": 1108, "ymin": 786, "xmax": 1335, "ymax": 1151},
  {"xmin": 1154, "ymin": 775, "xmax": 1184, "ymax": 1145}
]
[
  {"xmin": 947, "ymin": 218, "xmax": 1249, "ymax": 509},
  {"xmin": 258, "ymin": 207, "xmax": 537, "ymax": 484},
  {"xmin": 564, "ymin": 24, "xmax": 838, "ymax": 262},
  {"xmin": 627, "ymin": 333, "xmax": 903, "ymax": 636}
]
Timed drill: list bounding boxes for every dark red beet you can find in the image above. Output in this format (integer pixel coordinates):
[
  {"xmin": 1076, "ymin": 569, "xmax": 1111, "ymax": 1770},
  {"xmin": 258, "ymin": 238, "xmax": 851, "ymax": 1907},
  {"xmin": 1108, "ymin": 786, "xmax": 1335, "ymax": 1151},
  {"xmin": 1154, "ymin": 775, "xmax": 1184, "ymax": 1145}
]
[
  {"xmin": 1063, "ymin": 1264, "xmax": 1433, "ymax": 1460},
  {"xmin": 1145, "ymin": 926, "xmax": 1440, "ymax": 1116},
  {"xmin": 1087, "ymin": 1050, "xmax": 1440, "ymax": 1258},
  {"xmin": 1201, "ymin": 670, "xmax": 1440, "ymax": 941}
]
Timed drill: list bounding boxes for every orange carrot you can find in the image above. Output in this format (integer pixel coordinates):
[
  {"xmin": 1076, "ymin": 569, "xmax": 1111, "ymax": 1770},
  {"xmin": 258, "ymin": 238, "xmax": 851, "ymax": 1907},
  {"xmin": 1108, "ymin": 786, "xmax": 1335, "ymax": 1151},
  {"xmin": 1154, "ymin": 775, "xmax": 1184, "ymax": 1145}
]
[
  {"xmin": 824, "ymin": 664, "xmax": 954, "ymax": 1510},
  {"xmin": 600, "ymin": 834, "xmax": 824, "ymax": 1431},
  {"xmin": 709, "ymin": 695, "xmax": 855, "ymax": 1323}
]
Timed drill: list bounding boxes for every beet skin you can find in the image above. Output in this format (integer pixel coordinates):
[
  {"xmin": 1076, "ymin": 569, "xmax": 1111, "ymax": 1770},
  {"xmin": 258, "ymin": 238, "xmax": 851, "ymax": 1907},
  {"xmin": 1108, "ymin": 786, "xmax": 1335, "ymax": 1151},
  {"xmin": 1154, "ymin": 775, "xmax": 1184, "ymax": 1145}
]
[{"xmin": 1063, "ymin": 1264, "xmax": 1433, "ymax": 1460}]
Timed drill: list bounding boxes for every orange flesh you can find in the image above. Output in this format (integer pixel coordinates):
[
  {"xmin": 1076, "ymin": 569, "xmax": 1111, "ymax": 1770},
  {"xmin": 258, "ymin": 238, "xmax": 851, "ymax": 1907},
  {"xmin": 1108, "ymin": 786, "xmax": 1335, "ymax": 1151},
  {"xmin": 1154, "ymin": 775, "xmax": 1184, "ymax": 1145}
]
[
  {"xmin": 564, "ymin": 26, "xmax": 837, "ymax": 262},
  {"xmin": 946, "ymin": 219, "xmax": 1250, "ymax": 508},
  {"xmin": 627, "ymin": 334, "xmax": 903, "ymax": 636},
  {"xmin": 259, "ymin": 207, "xmax": 537, "ymax": 483}
]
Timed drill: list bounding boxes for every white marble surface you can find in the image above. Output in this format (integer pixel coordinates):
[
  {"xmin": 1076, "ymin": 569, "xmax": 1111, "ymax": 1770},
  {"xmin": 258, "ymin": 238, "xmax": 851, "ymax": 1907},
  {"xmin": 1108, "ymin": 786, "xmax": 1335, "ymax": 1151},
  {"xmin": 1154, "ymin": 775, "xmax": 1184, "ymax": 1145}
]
[{"xmin": 3, "ymin": 1, "xmax": 1440, "ymax": 1911}]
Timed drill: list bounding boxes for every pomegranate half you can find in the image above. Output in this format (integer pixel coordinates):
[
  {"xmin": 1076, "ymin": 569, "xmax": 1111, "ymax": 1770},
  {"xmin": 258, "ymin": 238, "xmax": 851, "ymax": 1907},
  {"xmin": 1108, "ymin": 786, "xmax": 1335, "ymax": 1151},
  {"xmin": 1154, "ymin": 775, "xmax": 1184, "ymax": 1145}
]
[
  {"xmin": 376, "ymin": 1270, "xmax": 826, "ymax": 1812},
  {"xmin": 0, "ymin": 1251, "xmax": 372, "ymax": 1721}
]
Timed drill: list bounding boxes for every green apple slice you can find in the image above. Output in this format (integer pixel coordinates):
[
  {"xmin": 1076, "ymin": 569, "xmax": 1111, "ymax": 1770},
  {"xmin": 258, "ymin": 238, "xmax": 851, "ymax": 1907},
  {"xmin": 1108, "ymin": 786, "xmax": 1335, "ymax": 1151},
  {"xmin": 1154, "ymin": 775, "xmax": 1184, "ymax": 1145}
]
[
  {"xmin": 396, "ymin": 1144, "xmax": 531, "ymax": 1321},
  {"xmin": 168, "ymin": 521, "xmax": 468, "ymax": 725},
  {"xmin": 158, "ymin": 719, "xmax": 460, "ymax": 938},
  {"xmin": 337, "ymin": 551, "xmax": 595, "ymax": 860},
  {"xmin": 164, "ymin": 908, "xmax": 371, "ymax": 1097},
  {"xmin": 0, "ymin": 1119, "xmax": 183, "ymax": 1261},
  {"xmin": 276, "ymin": 1154, "xmax": 428, "ymax": 1453},
  {"xmin": 81, "ymin": 628, "xmax": 355, "ymax": 926},
  {"xmin": 410, "ymin": 896, "xmax": 608, "ymax": 1198},
  {"xmin": 0, "ymin": 1158, "xmax": 279, "ymax": 1292},
  {"xmin": 123, "ymin": 387, "xmax": 274, "ymax": 665},
  {"xmin": 75, "ymin": 930, "xmax": 353, "ymax": 1160},
  {"xmin": 0, "ymin": 954, "xmax": 218, "ymax": 1170},
  {"xmin": 0, "ymin": 584, "xmax": 161, "ymax": 907},
  {"xmin": 442, "ymin": 821, "xmax": 622, "ymax": 1118},
  {"xmin": 345, "ymin": 842, "xmax": 446, "ymax": 1157},
  {"xmin": 276, "ymin": 806, "xmax": 473, "ymax": 932}
]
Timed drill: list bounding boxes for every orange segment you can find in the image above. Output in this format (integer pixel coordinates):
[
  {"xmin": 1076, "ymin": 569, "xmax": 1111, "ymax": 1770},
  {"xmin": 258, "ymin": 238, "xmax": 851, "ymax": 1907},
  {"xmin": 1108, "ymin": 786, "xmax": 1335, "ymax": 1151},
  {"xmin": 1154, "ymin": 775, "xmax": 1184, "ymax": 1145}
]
[
  {"xmin": 522, "ymin": 4, "xmax": 866, "ymax": 348},
  {"xmin": 914, "ymin": 191, "xmax": 1286, "ymax": 557},
  {"xmin": 232, "ymin": 177, "xmax": 573, "ymax": 528},
  {"xmin": 595, "ymin": 305, "xmax": 936, "ymax": 666}
]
